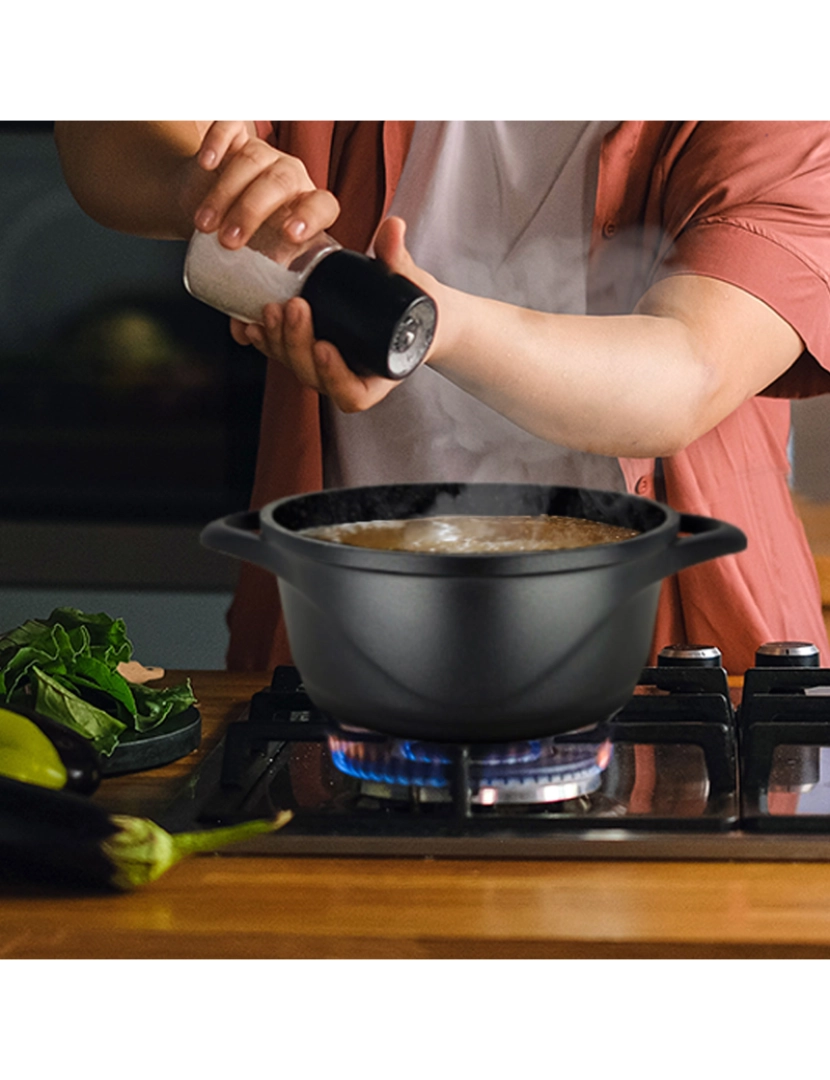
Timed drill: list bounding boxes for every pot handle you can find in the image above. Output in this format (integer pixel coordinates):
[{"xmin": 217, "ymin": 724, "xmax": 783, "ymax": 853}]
[
  {"xmin": 200, "ymin": 510, "xmax": 282, "ymax": 572},
  {"xmin": 664, "ymin": 512, "xmax": 747, "ymax": 575}
]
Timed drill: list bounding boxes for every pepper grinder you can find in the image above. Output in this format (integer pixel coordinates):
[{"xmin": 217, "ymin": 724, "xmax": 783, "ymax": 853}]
[{"xmin": 183, "ymin": 225, "xmax": 437, "ymax": 380}]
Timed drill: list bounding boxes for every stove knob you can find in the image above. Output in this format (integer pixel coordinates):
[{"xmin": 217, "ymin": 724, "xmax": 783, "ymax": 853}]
[
  {"xmin": 657, "ymin": 644, "xmax": 723, "ymax": 668},
  {"xmin": 755, "ymin": 641, "xmax": 820, "ymax": 668}
]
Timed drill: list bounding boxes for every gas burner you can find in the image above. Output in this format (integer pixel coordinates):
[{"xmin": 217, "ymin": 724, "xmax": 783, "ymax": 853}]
[
  {"xmin": 188, "ymin": 652, "xmax": 830, "ymax": 855},
  {"xmin": 327, "ymin": 728, "xmax": 613, "ymax": 806}
]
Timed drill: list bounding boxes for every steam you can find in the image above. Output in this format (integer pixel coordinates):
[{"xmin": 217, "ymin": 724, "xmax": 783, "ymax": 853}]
[{"xmin": 588, "ymin": 223, "xmax": 683, "ymax": 316}]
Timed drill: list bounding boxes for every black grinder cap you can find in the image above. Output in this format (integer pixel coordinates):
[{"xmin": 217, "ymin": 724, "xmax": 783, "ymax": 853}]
[{"xmin": 301, "ymin": 249, "xmax": 437, "ymax": 380}]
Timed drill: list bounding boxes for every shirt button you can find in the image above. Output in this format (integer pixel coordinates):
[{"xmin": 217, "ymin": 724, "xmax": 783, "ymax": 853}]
[
  {"xmin": 635, "ymin": 476, "xmax": 654, "ymax": 497},
  {"xmin": 602, "ymin": 221, "xmax": 617, "ymax": 238}
]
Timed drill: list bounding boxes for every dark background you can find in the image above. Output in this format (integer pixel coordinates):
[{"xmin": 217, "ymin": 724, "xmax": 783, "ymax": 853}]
[{"xmin": 0, "ymin": 122, "xmax": 266, "ymax": 666}]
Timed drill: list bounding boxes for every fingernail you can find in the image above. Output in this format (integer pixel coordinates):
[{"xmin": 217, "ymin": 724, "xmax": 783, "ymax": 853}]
[
  {"xmin": 285, "ymin": 219, "xmax": 306, "ymax": 240},
  {"xmin": 200, "ymin": 149, "xmax": 217, "ymax": 168},
  {"xmin": 196, "ymin": 207, "xmax": 217, "ymax": 231},
  {"xmin": 245, "ymin": 324, "xmax": 264, "ymax": 346},
  {"xmin": 220, "ymin": 224, "xmax": 242, "ymax": 246}
]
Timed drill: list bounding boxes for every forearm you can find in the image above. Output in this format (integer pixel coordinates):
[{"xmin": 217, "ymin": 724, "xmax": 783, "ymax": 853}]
[
  {"xmin": 426, "ymin": 288, "xmax": 711, "ymax": 457},
  {"xmin": 53, "ymin": 121, "xmax": 219, "ymax": 240},
  {"xmin": 422, "ymin": 269, "xmax": 803, "ymax": 459}
]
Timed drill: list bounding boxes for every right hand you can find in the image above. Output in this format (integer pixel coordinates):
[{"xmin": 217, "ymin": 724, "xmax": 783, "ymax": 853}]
[{"xmin": 187, "ymin": 121, "xmax": 340, "ymax": 256}]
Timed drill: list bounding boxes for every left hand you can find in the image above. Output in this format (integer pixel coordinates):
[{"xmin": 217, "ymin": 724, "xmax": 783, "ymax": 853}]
[{"xmin": 232, "ymin": 216, "xmax": 444, "ymax": 412}]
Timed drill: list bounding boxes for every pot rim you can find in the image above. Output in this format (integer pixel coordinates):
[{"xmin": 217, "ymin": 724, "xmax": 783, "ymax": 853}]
[{"xmin": 259, "ymin": 482, "xmax": 680, "ymax": 577}]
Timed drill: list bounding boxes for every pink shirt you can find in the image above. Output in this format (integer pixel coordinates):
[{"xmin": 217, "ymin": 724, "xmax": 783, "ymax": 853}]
[{"xmin": 229, "ymin": 121, "xmax": 830, "ymax": 675}]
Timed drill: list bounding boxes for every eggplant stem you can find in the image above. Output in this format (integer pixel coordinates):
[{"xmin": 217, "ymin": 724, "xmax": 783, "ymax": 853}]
[
  {"xmin": 168, "ymin": 810, "xmax": 294, "ymax": 855},
  {"xmin": 103, "ymin": 810, "xmax": 294, "ymax": 890}
]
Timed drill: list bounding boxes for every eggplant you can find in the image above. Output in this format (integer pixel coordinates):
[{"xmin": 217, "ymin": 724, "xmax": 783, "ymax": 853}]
[
  {"xmin": 1, "ymin": 704, "xmax": 102, "ymax": 794},
  {"xmin": 0, "ymin": 775, "xmax": 292, "ymax": 891}
]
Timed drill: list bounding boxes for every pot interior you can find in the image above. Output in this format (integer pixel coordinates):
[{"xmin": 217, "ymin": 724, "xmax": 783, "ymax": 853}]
[{"xmin": 269, "ymin": 483, "xmax": 669, "ymax": 536}]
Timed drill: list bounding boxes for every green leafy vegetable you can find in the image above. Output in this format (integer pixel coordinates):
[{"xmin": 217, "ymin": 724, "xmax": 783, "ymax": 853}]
[
  {"xmin": 0, "ymin": 621, "xmax": 87, "ymax": 698},
  {"xmin": 0, "ymin": 607, "xmax": 196, "ymax": 756},
  {"xmin": 29, "ymin": 666, "xmax": 126, "ymax": 757},
  {"xmin": 131, "ymin": 681, "xmax": 198, "ymax": 732},
  {"xmin": 66, "ymin": 655, "xmax": 138, "ymax": 720},
  {"xmin": 43, "ymin": 607, "xmax": 132, "ymax": 668}
]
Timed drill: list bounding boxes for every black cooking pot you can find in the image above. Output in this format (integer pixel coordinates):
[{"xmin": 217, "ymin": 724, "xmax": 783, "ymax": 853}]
[{"xmin": 201, "ymin": 483, "xmax": 746, "ymax": 742}]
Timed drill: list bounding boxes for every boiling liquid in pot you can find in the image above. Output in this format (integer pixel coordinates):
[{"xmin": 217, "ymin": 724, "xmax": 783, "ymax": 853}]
[{"xmin": 300, "ymin": 515, "xmax": 639, "ymax": 554}]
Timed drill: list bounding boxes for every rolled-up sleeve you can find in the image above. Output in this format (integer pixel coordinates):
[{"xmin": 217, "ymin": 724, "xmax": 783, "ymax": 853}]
[{"xmin": 653, "ymin": 121, "xmax": 830, "ymax": 381}]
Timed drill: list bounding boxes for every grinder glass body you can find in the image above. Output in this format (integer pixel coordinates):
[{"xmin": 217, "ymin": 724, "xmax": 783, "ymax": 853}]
[{"xmin": 184, "ymin": 228, "xmax": 437, "ymax": 380}]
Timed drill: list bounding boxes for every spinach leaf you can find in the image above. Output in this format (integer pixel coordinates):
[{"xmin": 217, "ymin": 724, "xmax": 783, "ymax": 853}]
[
  {"xmin": 43, "ymin": 608, "xmax": 133, "ymax": 668},
  {"xmin": 132, "ymin": 680, "xmax": 196, "ymax": 732},
  {"xmin": 0, "ymin": 621, "xmax": 87, "ymax": 697},
  {"xmin": 29, "ymin": 666, "xmax": 126, "ymax": 757},
  {"xmin": 65, "ymin": 655, "xmax": 138, "ymax": 720}
]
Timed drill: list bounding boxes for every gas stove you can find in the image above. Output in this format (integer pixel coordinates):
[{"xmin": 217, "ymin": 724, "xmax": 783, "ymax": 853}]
[{"xmin": 164, "ymin": 642, "xmax": 830, "ymax": 860}]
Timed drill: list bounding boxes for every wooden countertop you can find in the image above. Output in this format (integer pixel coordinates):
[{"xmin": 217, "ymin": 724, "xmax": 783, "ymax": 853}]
[{"xmin": 5, "ymin": 669, "xmax": 830, "ymax": 959}]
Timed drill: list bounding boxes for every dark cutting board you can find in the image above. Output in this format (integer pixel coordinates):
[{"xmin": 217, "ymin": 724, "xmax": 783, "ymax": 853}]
[{"xmin": 99, "ymin": 706, "xmax": 202, "ymax": 776}]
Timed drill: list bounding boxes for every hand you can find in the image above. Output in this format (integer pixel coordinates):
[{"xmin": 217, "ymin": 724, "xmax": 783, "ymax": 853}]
[
  {"xmin": 232, "ymin": 298, "xmax": 401, "ymax": 412},
  {"xmin": 232, "ymin": 216, "xmax": 446, "ymax": 413},
  {"xmin": 189, "ymin": 121, "xmax": 340, "ymax": 256}
]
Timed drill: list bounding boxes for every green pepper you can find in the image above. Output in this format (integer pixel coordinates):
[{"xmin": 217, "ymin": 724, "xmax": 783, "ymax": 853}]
[{"xmin": 0, "ymin": 707, "xmax": 68, "ymax": 790}]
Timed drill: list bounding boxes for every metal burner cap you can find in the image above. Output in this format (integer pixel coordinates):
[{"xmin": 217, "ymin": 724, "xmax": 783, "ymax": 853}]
[
  {"xmin": 755, "ymin": 641, "xmax": 820, "ymax": 668},
  {"xmin": 657, "ymin": 644, "xmax": 723, "ymax": 668}
]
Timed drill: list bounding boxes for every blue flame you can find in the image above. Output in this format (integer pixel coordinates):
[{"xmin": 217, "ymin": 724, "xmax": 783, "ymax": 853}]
[{"xmin": 329, "ymin": 744, "xmax": 447, "ymax": 787}]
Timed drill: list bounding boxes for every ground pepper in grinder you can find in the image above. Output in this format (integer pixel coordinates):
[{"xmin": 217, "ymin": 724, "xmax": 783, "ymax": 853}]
[{"xmin": 184, "ymin": 225, "xmax": 437, "ymax": 379}]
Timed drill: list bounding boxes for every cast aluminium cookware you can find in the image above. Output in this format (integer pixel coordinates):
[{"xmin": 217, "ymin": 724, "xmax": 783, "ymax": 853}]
[{"xmin": 201, "ymin": 483, "xmax": 747, "ymax": 742}]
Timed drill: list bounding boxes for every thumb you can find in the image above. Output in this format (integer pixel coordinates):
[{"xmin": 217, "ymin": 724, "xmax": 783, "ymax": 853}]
[{"xmin": 373, "ymin": 216, "xmax": 416, "ymax": 277}]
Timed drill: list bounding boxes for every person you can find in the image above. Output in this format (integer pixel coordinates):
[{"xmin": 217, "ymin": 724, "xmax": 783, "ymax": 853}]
[{"xmin": 53, "ymin": 121, "xmax": 830, "ymax": 674}]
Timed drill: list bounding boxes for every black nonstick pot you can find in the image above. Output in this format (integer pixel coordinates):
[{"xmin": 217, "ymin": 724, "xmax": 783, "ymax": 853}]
[{"xmin": 201, "ymin": 483, "xmax": 746, "ymax": 742}]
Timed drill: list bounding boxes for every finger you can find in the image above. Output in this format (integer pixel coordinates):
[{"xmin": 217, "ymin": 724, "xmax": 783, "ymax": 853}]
[
  {"xmin": 258, "ymin": 296, "xmax": 397, "ymax": 409},
  {"xmin": 280, "ymin": 297, "xmax": 321, "ymax": 387},
  {"xmin": 260, "ymin": 303, "xmax": 289, "ymax": 363},
  {"xmin": 278, "ymin": 298, "xmax": 396, "ymax": 407},
  {"xmin": 197, "ymin": 121, "xmax": 252, "ymax": 171},
  {"xmin": 312, "ymin": 340, "xmax": 397, "ymax": 413},
  {"xmin": 252, "ymin": 301, "xmax": 317, "ymax": 380},
  {"xmin": 229, "ymin": 317, "xmax": 255, "ymax": 347},
  {"xmin": 231, "ymin": 320, "xmax": 268, "ymax": 352},
  {"xmin": 244, "ymin": 324, "xmax": 267, "ymax": 350},
  {"xmin": 195, "ymin": 144, "xmax": 315, "ymax": 245},
  {"xmin": 280, "ymin": 189, "xmax": 341, "ymax": 244},
  {"xmin": 219, "ymin": 178, "xmax": 339, "ymax": 253}
]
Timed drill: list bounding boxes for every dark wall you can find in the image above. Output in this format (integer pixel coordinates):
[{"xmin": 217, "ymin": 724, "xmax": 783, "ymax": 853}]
[{"xmin": 0, "ymin": 121, "xmax": 264, "ymax": 526}]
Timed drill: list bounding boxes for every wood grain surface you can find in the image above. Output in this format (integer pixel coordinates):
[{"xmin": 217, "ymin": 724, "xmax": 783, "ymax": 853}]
[{"xmin": 5, "ymin": 669, "xmax": 830, "ymax": 959}]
